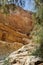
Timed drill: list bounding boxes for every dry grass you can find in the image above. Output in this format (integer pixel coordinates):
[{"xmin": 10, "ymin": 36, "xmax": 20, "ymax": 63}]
[{"xmin": 0, "ymin": 41, "xmax": 23, "ymax": 56}]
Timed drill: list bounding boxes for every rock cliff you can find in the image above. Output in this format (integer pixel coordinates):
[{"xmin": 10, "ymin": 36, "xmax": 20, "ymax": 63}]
[
  {"xmin": 0, "ymin": 5, "xmax": 34, "ymax": 65},
  {"xmin": 0, "ymin": 6, "xmax": 33, "ymax": 43}
]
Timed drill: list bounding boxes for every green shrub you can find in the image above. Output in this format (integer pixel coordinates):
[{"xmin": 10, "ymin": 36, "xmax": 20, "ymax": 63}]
[
  {"xmin": 3, "ymin": 58, "xmax": 11, "ymax": 65},
  {"xmin": 32, "ymin": 27, "xmax": 43, "ymax": 59}
]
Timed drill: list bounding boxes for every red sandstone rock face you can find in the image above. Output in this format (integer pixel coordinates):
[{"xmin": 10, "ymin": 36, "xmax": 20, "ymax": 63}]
[
  {"xmin": 0, "ymin": 6, "xmax": 34, "ymax": 57},
  {"xmin": 8, "ymin": 7, "xmax": 33, "ymax": 34},
  {"xmin": 0, "ymin": 6, "xmax": 33, "ymax": 43},
  {"xmin": 0, "ymin": 6, "xmax": 33, "ymax": 34}
]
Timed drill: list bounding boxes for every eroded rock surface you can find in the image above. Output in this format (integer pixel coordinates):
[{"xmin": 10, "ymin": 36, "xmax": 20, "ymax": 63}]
[
  {"xmin": 0, "ymin": 5, "xmax": 33, "ymax": 43},
  {"xmin": 6, "ymin": 43, "xmax": 42, "ymax": 65}
]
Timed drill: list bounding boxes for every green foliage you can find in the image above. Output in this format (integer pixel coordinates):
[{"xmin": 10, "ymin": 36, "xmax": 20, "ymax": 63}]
[
  {"xmin": 32, "ymin": 26, "xmax": 43, "ymax": 59},
  {"xmin": 32, "ymin": 42, "xmax": 43, "ymax": 59},
  {"xmin": 32, "ymin": 0, "xmax": 43, "ymax": 59},
  {"xmin": 32, "ymin": 28, "xmax": 43, "ymax": 59},
  {"xmin": 0, "ymin": 0, "xmax": 16, "ymax": 14},
  {"xmin": 32, "ymin": 47, "xmax": 43, "ymax": 59},
  {"xmin": 3, "ymin": 59, "xmax": 11, "ymax": 65},
  {"xmin": 32, "ymin": 25, "xmax": 43, "ymax": 43},
  {"xmin": 35, "ymin": 0, "xmax": 43, "ymax": 25},
  {"xmin": 32, "ymin": 0, "xmax": 43, "ymax": 43}
]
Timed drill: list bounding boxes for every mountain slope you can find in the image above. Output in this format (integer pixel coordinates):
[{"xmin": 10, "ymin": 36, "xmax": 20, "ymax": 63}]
[{"xmin": 0, "ymin": 5, "xmax": 34, "ymax": 61}]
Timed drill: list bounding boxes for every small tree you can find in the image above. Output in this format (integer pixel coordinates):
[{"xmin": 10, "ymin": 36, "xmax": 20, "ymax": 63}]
[
  {"xmin": 35, "ymin": 0, "xmax": 43, "ymax": 25},
  {"xmin": 32, "ymin": 0, "xmax": 43, "ymax": 59},
  {"xmin": 32, "ymin": 29, "xmax": 43, "ymax": 59}
]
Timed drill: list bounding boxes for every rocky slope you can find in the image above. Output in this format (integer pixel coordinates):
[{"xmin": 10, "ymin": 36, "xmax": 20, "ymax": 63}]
[
  {"xmin": 5, "ymin": 43, "xmax": 43, "ymax": 65},
  {"xmin": 0, "ymin": 5, "xmax": 34, "ymax": 59},
  {"xmin": 0, "ymin": 41, "xmax": 43, "ymax": 65},
  {"xmin": 0, "ymin": 5, "xmax": 34, "ymax": 65}
]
